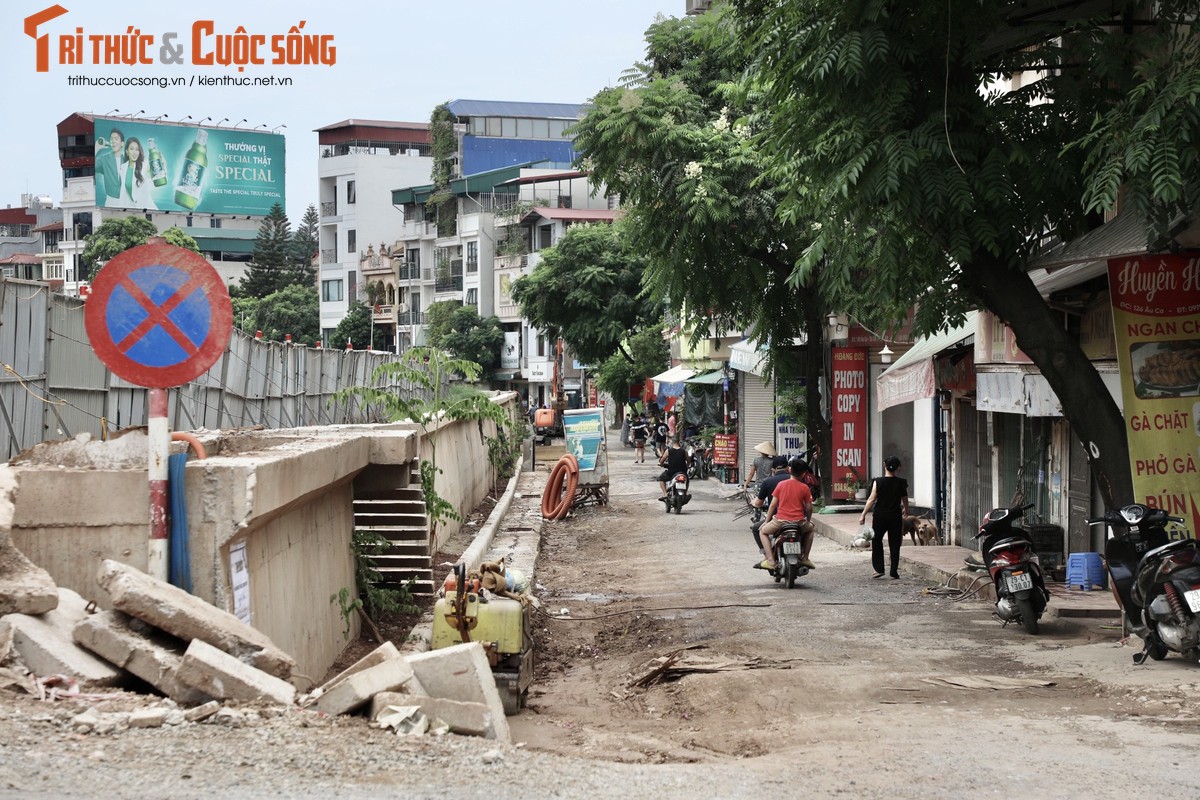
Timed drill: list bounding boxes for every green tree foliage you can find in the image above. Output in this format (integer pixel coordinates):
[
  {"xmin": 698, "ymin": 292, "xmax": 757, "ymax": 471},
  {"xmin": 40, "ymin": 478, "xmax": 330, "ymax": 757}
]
[
  {"xmin": 570, "ymin": 10, "xmax": 833, "ymax": 472},
  {"xmin": 332, "ymin": 302, "xmax": 374, "ymax": 350},
  {"xmin": 425, "ymin": 300, "xmax": 461, "ymax": 345},
  {"xmin": 726, "ymin": 0, "xmax": 1191, "ymax": 503},
  {"xmin": 594, "ymin": 322, "xmax": 670, "ymax": 401},
  {"xmin": 510, "ymin": 222, "xmax": 662, "ymax": 367},
  {"xmin": 426, "ymin": 104, "xmax": 458, "ymax": 237},
  {"xmin": 288, "ymin": 203, "xmax": 320, "ymax": 287},
  {"xmin": 80, "ymin": 218, "xmax": 198, "ymax": 280},
  {"xmin": 234, "ymin": 284, "xmax": 319, "ymax": 346},
  {"xmin": 429, "ymin": 304, "xmax": 505, "ymax": 369},
  {"xmin": 241, "ymin": 203, "xmax": 293, "ymax": 299}
]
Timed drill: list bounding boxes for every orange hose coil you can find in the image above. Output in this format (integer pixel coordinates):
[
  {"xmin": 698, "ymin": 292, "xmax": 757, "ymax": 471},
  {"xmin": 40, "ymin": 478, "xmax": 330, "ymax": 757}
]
[{"xmin": 541, "ymin": 454, "xmax": 580, "ymax": 520}]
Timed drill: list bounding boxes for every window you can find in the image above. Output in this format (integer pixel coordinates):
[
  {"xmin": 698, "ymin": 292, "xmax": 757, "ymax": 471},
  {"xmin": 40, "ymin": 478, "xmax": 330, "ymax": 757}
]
[
  {"xmin": 145, "ymin": 213, "xmax": 153, "ymax": 221},
  {"xmin": 533, "ymin": 119, "xmax": 550, "ymax": 139},
  {"xmin": 538, "ymin": 226, "xmax": 553, "ymax": 250},
  {"xmin": 210, "ymin": 217, "xmax": 222, "ymax": 228},
  {"xmin": 537, "ymin": 335, "xmax": 546, "ymax": 357},
  {"xmin": 549, "ymin": 120, "xmax": 568, "ymax": 139},
  {"xmin": 406, "ymin": 248, "xmax": 420, "ymax": 268},
  {"xmin": 502, "ymin": 118, "xmax": 517, "ymax": 138},
  {"xmin": 348, "ymin": 270, "xmax": 357, "ymax": 302},
  {"xmin": 517, "ymin": 118, "xmax": 533, "ymax": 138},
  {"xmin": 321, "ymin": 280, "xmax": 343, "ymax": 302},
  {"xmin": 466, "ymin": 240, "xmax": 478, "ymax": 273},
  {"xmin": 485, "ymin": 117, "xmax": 501, "ymax": 136},
  {"xmin": 466, "ymin": 288, "xmax": 478, "ymax": 306},
  {"xmin": 347, "ymin": 229, "xmax": 356, "ymax": 253},
  {"xmin": 186, "ymin": 215, "xmax": 193, "ymax": 226},
  {"xmin": 346, "ymin": 180, "xmax": 356, "ymax": 205}
]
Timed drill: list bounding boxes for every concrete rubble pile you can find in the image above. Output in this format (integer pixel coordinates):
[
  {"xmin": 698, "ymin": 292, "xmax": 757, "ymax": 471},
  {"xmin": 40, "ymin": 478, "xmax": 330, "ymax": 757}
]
[{"xmin": 1, "ymin": 556, "xmax": 510, "ymax": 742}]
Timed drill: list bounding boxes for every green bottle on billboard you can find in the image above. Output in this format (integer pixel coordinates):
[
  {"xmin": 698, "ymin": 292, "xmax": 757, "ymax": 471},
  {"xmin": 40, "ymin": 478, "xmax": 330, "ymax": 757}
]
[
  {"xmin": 147, "ymin": 138, "xmax": 168, "ymax": 188},
  {"xmin": 174, "ymin": 129, "xmax": 209, "ymax": 210}
]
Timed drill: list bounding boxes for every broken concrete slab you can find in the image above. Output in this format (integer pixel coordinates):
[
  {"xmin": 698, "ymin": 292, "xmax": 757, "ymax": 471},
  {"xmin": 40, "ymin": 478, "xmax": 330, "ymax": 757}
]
[
  {"xmin": 1, "ymin": 588, "xmax": 121, "ymax": 686},
  {"xmin": 371, "ymin": 691, "xmax": 492, "ymax": 738},
  {"xmin": 73, "ymin": 609, "xmax": 209, "ymax": 706},
  {"xmin": 315, "ymin": 655, "xmax": 424, "ymax": 717},
  {"xmin": 128, "ymin": 707, "xmax": 168, "ymax": 728},
  {"xmin": 317, "ymin": 641, "xmax": 399, "ymax": 696},
  {"xmin": 175, "ymin": 639, "xmax": 296, "ymax": 706},
  {"xmin": 0, "ymin": 462, "xmax": 58, "ymax": 616},
  {"xmin": 405, "ymin": 642, "xmax": 510, "ymax": 742},
  {"xmin": 0, "ymin": 619, "xmax": 12, "ymax": 664},
  {"xmin": 184, "ymin": 700, "xmax": 220, "ymax": 722},
  {"xmin": 97, "ymin": 559, "xmax": 294, "ymax": 680}
]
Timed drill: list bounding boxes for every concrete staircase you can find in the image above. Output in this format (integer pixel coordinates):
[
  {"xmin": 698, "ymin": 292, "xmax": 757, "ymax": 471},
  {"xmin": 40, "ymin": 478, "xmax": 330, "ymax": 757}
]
[{"xmin": 353, "ymin": 487, "xmax": 434, "ymax": 598}]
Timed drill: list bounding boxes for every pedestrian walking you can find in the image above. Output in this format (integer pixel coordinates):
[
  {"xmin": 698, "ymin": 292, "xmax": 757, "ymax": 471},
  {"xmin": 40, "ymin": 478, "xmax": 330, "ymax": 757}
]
[
  {"xmin": 859, "ymin": 456, "xmax": 909, "ymax": 579},
  {"xmin": 630, "ymin": 415, "xmax": 649, "ymax": 463}
]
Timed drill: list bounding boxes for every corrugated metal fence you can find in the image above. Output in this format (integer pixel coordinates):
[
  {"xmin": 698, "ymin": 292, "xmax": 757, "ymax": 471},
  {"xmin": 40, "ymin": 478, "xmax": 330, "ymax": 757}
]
[{"xmin": 0, "ymin": 278, "xmax": 421, "ymax": 457}]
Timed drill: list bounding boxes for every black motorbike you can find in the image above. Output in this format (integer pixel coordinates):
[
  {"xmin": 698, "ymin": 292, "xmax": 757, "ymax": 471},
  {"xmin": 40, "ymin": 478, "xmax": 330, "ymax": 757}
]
[
  {"xmin": 750, "ymin": 507, "xmax": 809, "ymax": 589},
  {"xmin": 1091, "ymin": 504, "xmax": 1200, "ymax": 664},
  {"xmin": 975, "ymin": 504, "xmax": 1050, "ymax": 634},
  {"xmin": 686, "ymin": 438, "xmax": 710, "ymax": 480}
]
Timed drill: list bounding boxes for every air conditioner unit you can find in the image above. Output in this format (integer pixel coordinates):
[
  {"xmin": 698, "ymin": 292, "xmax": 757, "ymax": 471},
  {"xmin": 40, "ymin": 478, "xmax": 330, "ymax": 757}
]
[{"xmin": 405, "ymin": 149, "xmax": 420, "ymax": 157}]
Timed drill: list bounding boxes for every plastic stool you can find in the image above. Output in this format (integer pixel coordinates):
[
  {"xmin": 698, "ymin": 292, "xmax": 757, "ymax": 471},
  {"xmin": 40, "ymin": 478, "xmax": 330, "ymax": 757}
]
[{"xmin": 1065, "ymin": 552, "xmax": 1107, "ymax": 591}]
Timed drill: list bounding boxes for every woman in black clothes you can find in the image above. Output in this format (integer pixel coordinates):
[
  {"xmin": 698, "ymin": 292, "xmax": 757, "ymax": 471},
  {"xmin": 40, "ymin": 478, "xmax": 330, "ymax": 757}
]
[{"xmin": 858, "ymin": 456, "xmax": 909, "ymax": 579}]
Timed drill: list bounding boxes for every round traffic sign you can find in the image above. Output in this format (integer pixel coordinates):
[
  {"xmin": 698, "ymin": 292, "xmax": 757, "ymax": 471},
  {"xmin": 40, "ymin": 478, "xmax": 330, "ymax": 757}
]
[{"xmin": 84, "ymin": 241, "xmax": 233, "ymax": 388}]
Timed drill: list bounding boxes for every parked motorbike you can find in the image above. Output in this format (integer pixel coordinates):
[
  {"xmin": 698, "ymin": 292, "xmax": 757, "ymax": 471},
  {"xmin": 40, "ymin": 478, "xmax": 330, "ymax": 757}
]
[
  {"xmin": 975, "ymin": 503, "xmax": 1049, "ymax": 634},
  {"xmin": 687, "ymin": 438, "xmax": 710, "ymax": 480},
  {"xmin": 1090, "ymin": 504, "xmax": 1200, "ymax": 665},
  {"xmin": 750, "ymin": 507, "xmax": 810, "ymax": 589},
  {"xmin": 662, "ymin": 471, "xmax": 691, "ymax": 514}
]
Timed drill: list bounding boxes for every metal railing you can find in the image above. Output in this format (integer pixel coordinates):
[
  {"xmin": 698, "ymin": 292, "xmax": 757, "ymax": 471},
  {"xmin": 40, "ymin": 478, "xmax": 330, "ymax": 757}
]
[
  {"xmin": 320, "ymin": 201, "xmax": 337, "ymax": 217},
  {"xmin": 434, "ymin": 275, "xmax": 463, "ymax": 293},
  {"xmin": 320, "ymin": 249, "xmax": 338, "ymax": 264}
]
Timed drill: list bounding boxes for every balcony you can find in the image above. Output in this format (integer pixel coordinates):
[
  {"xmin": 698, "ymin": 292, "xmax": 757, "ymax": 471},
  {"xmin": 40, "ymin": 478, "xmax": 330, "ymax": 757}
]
[
  {"xmin": 398, "ymin": 265, "xmax": 432, "ymax": 282},
  {"xmin": 434, "ymin": 275, "xmax": 463, "ymax": 293},
  {"xmin": 396, "ymin": 311, "xmax": 429, "ymax": 327},
  {"xmin": 372, "ymin": 304, "xmax": 396, "ymax": 324},
  {"xmin": 320, "ymin": 201, "xmax": 337, "ymax": 218},
  {"xmin": 494, "ymin": 253, "xmax": 527, "ymax": 271},
  {"xmin": 361, "ymin": 259, "xmax": 394, "ymax": 277},
  {"xmin": 320, "ymin": 249, "xmax": 338, "ymax": 264}
]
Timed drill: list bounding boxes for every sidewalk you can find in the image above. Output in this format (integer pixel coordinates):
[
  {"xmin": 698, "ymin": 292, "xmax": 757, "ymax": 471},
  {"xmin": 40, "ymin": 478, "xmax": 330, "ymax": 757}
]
[{"xmin": 812, "ymin": 505, "xmax": 1122, "ymax": 619}]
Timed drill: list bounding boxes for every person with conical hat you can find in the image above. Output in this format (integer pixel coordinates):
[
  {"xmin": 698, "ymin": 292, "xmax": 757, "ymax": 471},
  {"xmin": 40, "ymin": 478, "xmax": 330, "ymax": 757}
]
[{"xmin": 744, "ymin": 440, "xmax": 777, "ymax": 487}]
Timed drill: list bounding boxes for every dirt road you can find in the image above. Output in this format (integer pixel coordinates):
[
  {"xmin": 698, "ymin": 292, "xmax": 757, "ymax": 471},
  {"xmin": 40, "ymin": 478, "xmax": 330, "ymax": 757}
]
[{"xmin": 3, "ymin": 446, "xmax": 1200, "ymax": 798}]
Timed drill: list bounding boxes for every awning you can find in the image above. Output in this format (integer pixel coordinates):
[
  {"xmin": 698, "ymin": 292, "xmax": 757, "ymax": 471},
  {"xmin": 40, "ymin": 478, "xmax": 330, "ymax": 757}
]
[
  {"xmin": 684, "ymin": 369, "xmax": 725, "ymax": 385},
  {"xmin": 876, "ymin": 311, "xmax": 978, "ymax": 412},
  {"xmin": 650, "ymin": 365, "xmax": 695, "ymax": 398},
  {"xmin": 729, "ymin": 339, "xmax": 768, "ymax": 377}
]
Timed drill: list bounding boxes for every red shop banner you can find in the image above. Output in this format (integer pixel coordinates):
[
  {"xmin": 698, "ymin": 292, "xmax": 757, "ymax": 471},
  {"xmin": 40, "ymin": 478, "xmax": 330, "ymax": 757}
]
[
  {"xmin": 712, "ymin": 433, "xmax": 738, "ymax": 466},
  {"xmin": 831, "ymin": 346, "xmax": 868, "ymax": 500}
]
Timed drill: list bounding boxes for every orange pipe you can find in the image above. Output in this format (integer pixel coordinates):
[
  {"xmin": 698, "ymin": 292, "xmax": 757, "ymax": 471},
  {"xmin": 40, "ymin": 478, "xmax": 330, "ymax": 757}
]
[{"xmin": 170, "ymin": 431, "xmax": 207, "ymax": 460}]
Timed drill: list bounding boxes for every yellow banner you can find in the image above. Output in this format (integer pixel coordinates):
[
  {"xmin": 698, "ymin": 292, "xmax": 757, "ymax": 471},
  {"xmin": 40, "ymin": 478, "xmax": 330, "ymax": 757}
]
[{"xmin": 1108, "ymin": 255, "xmax": 1200, "ymax": 537}]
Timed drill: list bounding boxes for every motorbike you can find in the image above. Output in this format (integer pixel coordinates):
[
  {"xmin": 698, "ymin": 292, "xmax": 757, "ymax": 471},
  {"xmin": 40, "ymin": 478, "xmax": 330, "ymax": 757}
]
[
  {"xmin": 662, "ymin": 471, "xmax": 691, "ymax": 514},
  {"xmin": 750, "ymin": 507, "xmax": 810, "ymax": 589},
  {"xmin": 687, "ymin": 438, "xmax": 710, "ymax": 480},
  {"xmin": 975, "ymin": 503, "xmax": 1050, "ymax": 634},
  {"xmin": 1090, "ymin": 504, "xmax": 1200, "ymax": 665}
]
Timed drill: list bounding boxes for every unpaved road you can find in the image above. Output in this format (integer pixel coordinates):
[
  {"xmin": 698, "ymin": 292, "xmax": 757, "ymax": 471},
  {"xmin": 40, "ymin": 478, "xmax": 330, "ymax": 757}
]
[{"xmin": 3, "ymin": 447, "xmax": 1200, "ymax": 798}]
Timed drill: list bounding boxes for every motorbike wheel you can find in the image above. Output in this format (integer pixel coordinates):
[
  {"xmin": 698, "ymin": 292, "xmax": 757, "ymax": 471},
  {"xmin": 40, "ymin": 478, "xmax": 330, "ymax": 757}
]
[
  {"xmin": 1016, "ymin": 597, "xmax": 1040, "ymax": 635},
  {"xmin": 785, "ymin": 561, "xmax": 799, "ymax": 589},
  {"xmin": 673, "ymin": 498, "xmax": 683, "ymax": 514},
  {"xmin": 1146, "ymin": 638, "xmax": 1169, "ymax": 661}
]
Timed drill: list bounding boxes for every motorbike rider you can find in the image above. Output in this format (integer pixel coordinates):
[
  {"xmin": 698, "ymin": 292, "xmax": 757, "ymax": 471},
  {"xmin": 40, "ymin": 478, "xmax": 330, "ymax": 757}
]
[
  {"xmin": 657, "ymin": 437, "xmax": 691, "ymax": 501},
  {"xmin": 750, "ymin": 455, "xmax": 791, "ymax": 555},
  {"xmin": 755, "ymin": 456, "xmax": 816, "ymax": 571}
]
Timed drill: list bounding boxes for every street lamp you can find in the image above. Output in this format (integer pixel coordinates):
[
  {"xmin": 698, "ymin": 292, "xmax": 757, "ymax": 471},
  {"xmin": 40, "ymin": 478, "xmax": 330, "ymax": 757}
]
[{"xmin": 880, "ymin": 345, "xmax": 894, "ymax": 364}]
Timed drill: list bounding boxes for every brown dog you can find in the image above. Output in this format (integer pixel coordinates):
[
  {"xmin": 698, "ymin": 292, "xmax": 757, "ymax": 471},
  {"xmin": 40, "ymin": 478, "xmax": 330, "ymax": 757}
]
[{"xmin": 904, "ymin": 515, "xmax": 941, "ymax": 546}]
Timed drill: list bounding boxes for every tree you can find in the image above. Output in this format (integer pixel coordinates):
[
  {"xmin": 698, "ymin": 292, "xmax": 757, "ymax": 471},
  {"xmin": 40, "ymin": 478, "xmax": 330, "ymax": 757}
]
[
  {"xmin": 241, "ymin": 203, "xmax": 292, "ymax": 299},
  {"xmin": 242, "ymin": 284, "xmax": 319, "ymax": 346},
  {"xmin": 594, "ymin": 322, "xmax": 671, "ymax": 403},
  {"xmin": 510, "ymin": 222, "xmax": 662, "ymax": 367},
  {"xmin": 436, "ymin": 306, "xmax": 505, "ymax": 370},
  {"xmin": 425, "ymin": 300, "xmax": 461, "ymax": 345},
  {"xmin": 726, "ymin": 0, "xmax": 1195, "ymax": 504},
  {"xmin": 332, "ymin": 302, "xmax": 374, "ymax": 350},
  {"xmin": 570, "ymin": 11, "xmax": 834, "ymax": 485},
  {"xmin": 80, "ymin": 218, "xmax": 199, "ymax": 280},
  {"xmin": 288, "ymin": 203, "xmax": 320, "ymax": 287}
]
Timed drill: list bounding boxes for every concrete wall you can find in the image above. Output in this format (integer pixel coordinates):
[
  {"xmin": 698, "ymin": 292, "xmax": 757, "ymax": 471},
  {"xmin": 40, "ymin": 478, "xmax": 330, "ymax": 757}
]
[{"xmin": 7, "ymin": 391, "xmax": 517, "ymax": 681}]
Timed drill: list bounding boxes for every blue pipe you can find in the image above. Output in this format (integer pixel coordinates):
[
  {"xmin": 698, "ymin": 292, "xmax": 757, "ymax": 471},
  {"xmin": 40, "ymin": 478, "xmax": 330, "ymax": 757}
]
[{"xmin": 168, "ymin": 452, "xmax": 192, "ymax": 592}]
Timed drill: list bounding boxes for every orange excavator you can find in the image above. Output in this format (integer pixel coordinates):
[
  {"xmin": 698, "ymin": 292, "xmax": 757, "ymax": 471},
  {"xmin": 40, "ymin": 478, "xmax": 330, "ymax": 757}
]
[{"xmin": 533, "ymin": 337, "xmax": 568, "ymax": 445}]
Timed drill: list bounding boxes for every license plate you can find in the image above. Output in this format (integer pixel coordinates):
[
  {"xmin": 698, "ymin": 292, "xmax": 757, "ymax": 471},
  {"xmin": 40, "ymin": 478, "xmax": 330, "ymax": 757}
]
[
  {"xmin": 1185, "ymin": 588, "xmax": 1200, "ymax": 614},
  {"xmin": 1006, "ymin": 572, "xmax": 1033, "ymax": 592},
  {"xmin": 782, "ymin": 541, "xmax": 803, "ymax": 555}
]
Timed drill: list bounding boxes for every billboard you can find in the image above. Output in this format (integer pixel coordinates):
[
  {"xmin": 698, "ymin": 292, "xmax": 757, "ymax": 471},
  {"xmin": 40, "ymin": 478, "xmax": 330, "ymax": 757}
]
[{"xmin": 92, "ymin": 116, "xmax": 285, "ymax": 216}]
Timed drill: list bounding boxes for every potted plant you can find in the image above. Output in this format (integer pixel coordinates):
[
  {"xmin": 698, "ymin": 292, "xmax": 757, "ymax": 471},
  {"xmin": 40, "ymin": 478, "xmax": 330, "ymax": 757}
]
[{"xmin": 845, "ymin": 469, "xmax": 868, "ymax": 500}]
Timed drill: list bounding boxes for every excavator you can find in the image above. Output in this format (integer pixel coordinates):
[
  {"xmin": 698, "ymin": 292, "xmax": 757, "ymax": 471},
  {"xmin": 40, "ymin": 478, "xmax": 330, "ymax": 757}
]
[{"xmin": 533, "ymin": 337, "xmax": 567, "ymax": 445}]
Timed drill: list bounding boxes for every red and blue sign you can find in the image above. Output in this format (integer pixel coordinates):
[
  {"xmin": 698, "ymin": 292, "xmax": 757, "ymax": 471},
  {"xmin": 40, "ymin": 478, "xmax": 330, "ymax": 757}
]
[{"xmin": 85, "ymin": 241, "xmax": 232, "ymax": 388}]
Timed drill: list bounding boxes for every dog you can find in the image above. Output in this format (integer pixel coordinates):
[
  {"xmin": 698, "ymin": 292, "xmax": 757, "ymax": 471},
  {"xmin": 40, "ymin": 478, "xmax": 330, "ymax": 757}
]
[{"xmin": 904, "ymin": 514, "xmax": 941, "ymax": 546}]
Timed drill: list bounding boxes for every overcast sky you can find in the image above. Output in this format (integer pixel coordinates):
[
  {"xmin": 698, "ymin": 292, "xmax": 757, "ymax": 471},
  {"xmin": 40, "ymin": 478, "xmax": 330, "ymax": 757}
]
[{"xmin": 4, "ymin": 1, "xmax": 682, "ymax": 218}]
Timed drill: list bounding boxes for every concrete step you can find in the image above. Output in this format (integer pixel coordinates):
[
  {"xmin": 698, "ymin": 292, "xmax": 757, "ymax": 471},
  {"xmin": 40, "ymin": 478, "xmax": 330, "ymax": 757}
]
[
  {"xmin": 358, "ymin": 525, "xmax": 428, "ymax": 543},
  {"xmin": 371, "ymin": 554, "xmax": 431, "ymax": 570},
  {"xmin": 353, "ymin": 498, "xmax": 425, "ymax": 513},
  {"xmin": 369, "ymin": 541, "xmax": 427, "ymax": 557},
  {"xmin": 355, "ymin": 513, "xmax": 428, "ymax": 528}
]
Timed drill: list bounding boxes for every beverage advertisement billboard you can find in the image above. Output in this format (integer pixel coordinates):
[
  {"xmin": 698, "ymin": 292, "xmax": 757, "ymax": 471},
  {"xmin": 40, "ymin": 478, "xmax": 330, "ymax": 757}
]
[{"xmin": 92, "ymin": 116, "xmax": 285, "ymax": 216}]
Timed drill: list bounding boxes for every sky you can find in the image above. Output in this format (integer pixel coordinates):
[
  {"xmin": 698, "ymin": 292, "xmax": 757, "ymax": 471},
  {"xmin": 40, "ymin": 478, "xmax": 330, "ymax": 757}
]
[{"xmin": 3, "ymin": 0, "xmax": 684, "ymax": 218}]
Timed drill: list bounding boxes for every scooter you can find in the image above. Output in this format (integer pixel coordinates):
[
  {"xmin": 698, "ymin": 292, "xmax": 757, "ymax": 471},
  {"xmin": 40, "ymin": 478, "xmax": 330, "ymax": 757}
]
[
  {"xmin": 1090, "ymin": 504, "xmax": 1200, "ymax": 664},
  {"xmin": 662, "ymin": 471, "xmax": 691, "ymax": 514},
  {"xmin": 687, "ymin": 438, "xmax": 710, "ymax": 480},
  {"xmin": 975, "ymin": 504, "xmax": 1050, "ymax": 634},
  {"xmin": 750, "ymin": 507, "xmax": 810, "ymax": 589}
]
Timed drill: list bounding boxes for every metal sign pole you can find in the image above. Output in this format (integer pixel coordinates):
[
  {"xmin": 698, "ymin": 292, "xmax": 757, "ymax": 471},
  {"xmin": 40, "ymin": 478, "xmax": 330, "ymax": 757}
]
[{"xmin": 148, "ymin": 387, "xmax": 170, "ymax": 580}]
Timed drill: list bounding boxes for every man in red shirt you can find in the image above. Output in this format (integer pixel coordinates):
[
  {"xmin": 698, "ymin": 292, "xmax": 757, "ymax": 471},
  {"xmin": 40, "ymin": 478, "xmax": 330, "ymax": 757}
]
[{"xmin": 755, "ymin": 457, "xmax": 815, "ymax": 571}]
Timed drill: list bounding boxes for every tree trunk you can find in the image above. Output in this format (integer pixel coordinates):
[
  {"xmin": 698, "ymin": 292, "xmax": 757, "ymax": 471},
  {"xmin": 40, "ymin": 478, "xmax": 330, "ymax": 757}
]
[
  {"xmin": 802, "ymin": 292, "xmax": 833, "ymax": 499},
  {"xmin": 962, "ymin": 254, "xmax": 1132, "ymax": 508}
]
